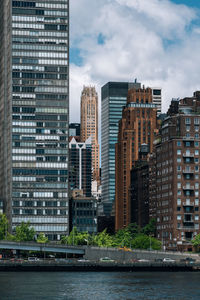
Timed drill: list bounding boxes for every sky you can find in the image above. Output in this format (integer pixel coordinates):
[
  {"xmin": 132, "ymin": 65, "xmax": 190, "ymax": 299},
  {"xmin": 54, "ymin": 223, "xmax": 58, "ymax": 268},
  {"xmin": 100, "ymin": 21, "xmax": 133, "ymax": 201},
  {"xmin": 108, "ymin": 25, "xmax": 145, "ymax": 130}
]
[{"xmin": 69, "ymin": 0, "xmax": 200, "ymax": 123}]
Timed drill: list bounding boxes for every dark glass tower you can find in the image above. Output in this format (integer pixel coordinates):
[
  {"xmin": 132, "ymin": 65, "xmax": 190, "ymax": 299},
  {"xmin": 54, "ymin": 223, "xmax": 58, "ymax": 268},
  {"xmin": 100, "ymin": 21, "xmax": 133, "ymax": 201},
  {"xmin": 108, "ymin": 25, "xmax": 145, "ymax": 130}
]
[
  {"xmin": 101, "ymin": 81, "xmax": 141, "ymax": 216},
  {"xmin": 0, "ymin": 0, "xmax": 69, "ymax": 240}
]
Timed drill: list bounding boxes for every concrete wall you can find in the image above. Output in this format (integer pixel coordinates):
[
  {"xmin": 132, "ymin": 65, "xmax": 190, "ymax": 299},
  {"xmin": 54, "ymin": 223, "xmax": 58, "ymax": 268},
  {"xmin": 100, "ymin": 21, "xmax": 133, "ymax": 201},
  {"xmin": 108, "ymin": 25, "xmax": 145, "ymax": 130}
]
[{"xmin": 84, "ymin": 247, "xmax": 200, "ymax": 262}]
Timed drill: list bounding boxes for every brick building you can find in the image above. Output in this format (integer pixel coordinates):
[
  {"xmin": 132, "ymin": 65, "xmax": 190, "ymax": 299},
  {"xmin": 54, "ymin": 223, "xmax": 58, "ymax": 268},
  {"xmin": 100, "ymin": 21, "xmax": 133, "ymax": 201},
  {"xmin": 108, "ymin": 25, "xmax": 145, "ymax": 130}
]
[
  {"xmin": 152, "ymin": 92, "xmax": 200, "ymax": 251},
  {"xmin": 115, "ymin": 87, "xmax": 158, "ymax": 230}
]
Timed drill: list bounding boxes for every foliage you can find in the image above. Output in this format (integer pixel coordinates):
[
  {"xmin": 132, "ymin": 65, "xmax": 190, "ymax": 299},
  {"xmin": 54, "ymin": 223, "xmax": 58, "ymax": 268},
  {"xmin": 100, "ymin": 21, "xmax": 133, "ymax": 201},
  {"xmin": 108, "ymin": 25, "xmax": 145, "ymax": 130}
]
[
  {"xmin": 61, "ymin": 221, "xmax": 161, "ymax": 250},
  {"xmin": 142, "ymin": 219, "xmax": 156, "ymax": 237},
  {"xmin": 61, "ymin": 227, "xmax": 89, "ymax": 246},
  {"xmin": 14, "ymin": 221, "xmax": 35, "ymax": 242},
  {"xmin": 131, "ymin": 234, "xmax": 161, "ymax": 250},
  {"xmin": 92, "ymin": 229, "xmax": 114, "ymax": 247},
  {"xmin": 192, "ymin": 233, "xmax": 200, "ymax": 251},
  {"xmin": 36, "ymin": 232, "xmax": 48, "ymax": 244},
  {"xmin": 0, "ymin": 214, "xmax": 8, "ymax": 240}
]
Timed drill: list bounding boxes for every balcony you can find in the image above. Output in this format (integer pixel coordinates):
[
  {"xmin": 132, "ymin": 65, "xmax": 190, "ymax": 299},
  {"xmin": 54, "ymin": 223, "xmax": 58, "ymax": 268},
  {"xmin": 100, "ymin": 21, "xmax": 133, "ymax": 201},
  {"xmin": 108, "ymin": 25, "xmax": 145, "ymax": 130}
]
[
  {"xmin": 183, "ymin": 186, "xmax": 194, "ymax": 190},
  {"xmin": 182, "ymin": 169, "xmax": 194, "ymax": 174},
  {"xmin": 183, "ymin": 153, "xmax": 194, "ymax": 158},
  {"xmin": 183, "ymin": 136, "xmax": 194, "ymax": 141},
  {"xmin": 178, "ymin": 226, "xmax": 194, "ymax": 230},
  {"xmin": 183, "ymin": 219, "xmax": 194, "ymax": 223},
  {"xmin": 183, "ymin": 202, "xmax": 194, "ymax": 206}
]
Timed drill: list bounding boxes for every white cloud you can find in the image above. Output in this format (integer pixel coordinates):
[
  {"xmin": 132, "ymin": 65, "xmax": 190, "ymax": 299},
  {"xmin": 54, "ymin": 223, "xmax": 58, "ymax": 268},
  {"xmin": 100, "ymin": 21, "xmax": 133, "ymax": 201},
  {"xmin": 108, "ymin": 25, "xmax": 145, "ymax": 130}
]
[{"xmin": 70, "ymin": 0, "xmax": 200, "ymax": 122}]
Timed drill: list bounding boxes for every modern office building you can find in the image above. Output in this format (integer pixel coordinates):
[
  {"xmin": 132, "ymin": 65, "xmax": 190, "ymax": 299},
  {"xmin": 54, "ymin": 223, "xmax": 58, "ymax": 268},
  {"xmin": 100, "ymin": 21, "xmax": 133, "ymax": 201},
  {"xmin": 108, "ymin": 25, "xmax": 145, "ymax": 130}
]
[
  {"xmin": 69, "ymin": 137, "xmax": 92, "ymax": 197},
  {"xmin": 80, "ymin": 86, "xmax": 99, "ymax": 181},
  {"xmin": 152, "ymin": 88, "xmax": 162, "ymax": 116},
  {"xmin": 115, "ymin": 87, "xmax": 158, "ymax": 230},
  {"xmin": 69, "ymin": 123, "xmax": 80, "ymax": 137},
  {"xmin": 101, "ymin": 80, "xmax": 141, "ymax": 216},
  {"xmin": 69, "ymin": 189, "xmax": 97, "ymax": 234},
  {"xmin": 152, "ymin": 92, "xmax": 200, "ymax": 251},
  {"xmin": 0, "ymin": 0, "xmax": 69, "ymax": 240}
]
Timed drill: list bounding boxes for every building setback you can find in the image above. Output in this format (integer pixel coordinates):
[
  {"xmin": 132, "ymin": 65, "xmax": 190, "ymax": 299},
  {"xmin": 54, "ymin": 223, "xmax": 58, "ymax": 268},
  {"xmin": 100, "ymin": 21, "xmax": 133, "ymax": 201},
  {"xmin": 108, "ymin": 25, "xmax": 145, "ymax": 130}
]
[
  {"xmin": 0, "ymin": 0, "xmax": 69, "ymax": 240},
  {"xmin": 115, "ymin": 87, "xmax": 158, "ymax": 230},
  {"xmin": 80, "ymin": 86, "xmax": 99, "ymax": 181},
  {"xmin": 152, "ymin": 92, "xmax": 200, "ymax": 251},
  {"xmin": 101, "ymin": 80, "xmax": 141, "ymax": 216},
  {"xmin": 69, "ymin": 137, "xmax": 92, "ymax": 198},
  {"xmin": 152, "ymin": 88, "xmax": 162, "ymax": 116}
]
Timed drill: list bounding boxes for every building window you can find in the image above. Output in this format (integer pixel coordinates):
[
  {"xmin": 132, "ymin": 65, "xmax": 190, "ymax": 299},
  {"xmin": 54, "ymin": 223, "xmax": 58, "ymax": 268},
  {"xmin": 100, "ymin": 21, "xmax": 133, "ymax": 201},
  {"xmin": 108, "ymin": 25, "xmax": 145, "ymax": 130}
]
[
  {"xmin": 177, "ymin": 215, "xmax": 181, "ymax": 220},
  {"xmin": 177, "ymin": 150, "xmax": 181, "ymax": 155},
  {"xmin": 195, "ymin": 141, "xmax": 199, "ymax": 147},
  {"xmin": 177, "ymin": 198, "xmax": 181, "ymax": 205},
  {"xmin": 186, "ymin": 125, "xmax": 190, "ymax": 132},
  {"xmin": 195, "ymin": 150, "xmax": 199, "ymax": 155},
  {"xmin": 185, "ymin": 118, "xmax": 191, "ymax": 124},
  {"xmin": 177, "ymin": 141, "xmax": 181, "ymax": 146}
]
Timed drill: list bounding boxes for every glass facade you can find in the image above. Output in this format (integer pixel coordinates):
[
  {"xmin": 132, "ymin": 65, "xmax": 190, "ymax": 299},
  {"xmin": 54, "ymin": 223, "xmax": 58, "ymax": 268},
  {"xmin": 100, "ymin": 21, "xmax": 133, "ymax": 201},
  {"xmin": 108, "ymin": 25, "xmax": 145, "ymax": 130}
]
[
  {"xmin": 101, "ymin": 82, "xmax": 141, "ymax": 215},
  {"xmin": 0, "ymin": 0, "xmax": 69, "ymax": 240}
]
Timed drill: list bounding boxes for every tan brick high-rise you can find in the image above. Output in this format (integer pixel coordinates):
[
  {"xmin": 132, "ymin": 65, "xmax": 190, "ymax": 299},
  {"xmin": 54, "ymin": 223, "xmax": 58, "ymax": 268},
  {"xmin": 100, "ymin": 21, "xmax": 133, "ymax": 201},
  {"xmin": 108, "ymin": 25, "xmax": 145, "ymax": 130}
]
[
  {"xmin": 115, "ymin": 87, "xmax": 158, "ymax": 231},
  {"xmin": 80, "ymin": 86, "xmax": 100, "ymax": 181}
]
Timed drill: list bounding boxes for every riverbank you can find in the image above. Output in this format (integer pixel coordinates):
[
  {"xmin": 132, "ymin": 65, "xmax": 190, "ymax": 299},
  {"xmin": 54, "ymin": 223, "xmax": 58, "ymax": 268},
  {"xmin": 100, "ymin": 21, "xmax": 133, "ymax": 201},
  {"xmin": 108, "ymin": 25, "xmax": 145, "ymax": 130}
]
[{"xmin": 0, "ymin": 260, "xmax": 199, "ymax": 272}]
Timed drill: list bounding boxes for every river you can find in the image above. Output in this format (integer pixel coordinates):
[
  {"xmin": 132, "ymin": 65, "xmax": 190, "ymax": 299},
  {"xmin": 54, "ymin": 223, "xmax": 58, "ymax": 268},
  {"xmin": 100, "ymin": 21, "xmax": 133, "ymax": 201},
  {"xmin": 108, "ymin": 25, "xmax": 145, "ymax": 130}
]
[{"xmin": 0, "ymin": 271, "xmax": 199, "ymax": 299}]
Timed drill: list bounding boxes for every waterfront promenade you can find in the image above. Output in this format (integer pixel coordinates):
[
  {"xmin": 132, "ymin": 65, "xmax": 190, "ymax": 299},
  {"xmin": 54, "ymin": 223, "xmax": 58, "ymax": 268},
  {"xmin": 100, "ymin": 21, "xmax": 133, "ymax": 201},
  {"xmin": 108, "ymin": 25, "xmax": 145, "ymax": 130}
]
[{"xmin": 0, "ymin": 259, "xmax": 199, "ymax": 272}]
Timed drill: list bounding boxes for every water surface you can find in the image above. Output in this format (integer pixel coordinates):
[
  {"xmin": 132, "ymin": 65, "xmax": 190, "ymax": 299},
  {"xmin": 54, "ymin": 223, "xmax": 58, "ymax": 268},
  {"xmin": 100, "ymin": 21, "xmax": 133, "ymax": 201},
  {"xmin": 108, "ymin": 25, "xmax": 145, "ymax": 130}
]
[{"xmin": 0, "ymin": 271, "xmax": 199, "ymax": 300}]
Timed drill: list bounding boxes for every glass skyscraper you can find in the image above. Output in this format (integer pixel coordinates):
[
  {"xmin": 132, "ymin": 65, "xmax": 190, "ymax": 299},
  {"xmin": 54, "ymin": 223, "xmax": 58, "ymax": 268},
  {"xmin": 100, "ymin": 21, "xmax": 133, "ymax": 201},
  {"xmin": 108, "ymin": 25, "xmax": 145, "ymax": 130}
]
[
  {"xmin": 101, "ymin": 81, "xmax": 141, "ymax": 215},
  {"xmin": 0, "ymin": 0, "xmax": 69, "ymax": 240}
]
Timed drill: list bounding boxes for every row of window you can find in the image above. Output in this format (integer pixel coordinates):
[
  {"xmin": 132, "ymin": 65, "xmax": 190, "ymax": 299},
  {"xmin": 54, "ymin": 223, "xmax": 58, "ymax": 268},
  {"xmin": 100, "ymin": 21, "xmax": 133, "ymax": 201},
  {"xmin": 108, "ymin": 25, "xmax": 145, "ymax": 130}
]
[
  {"xmin": 13, "ymin": 2, "xmax": 68, "ymax": 9},
  {"xmin": 13, "ymin": 23, "xmax": 67, "ymax": 31},
  {"xmin": 177, "ymin": 141, "xmax": 199, "ymax": 147},
  {"xmin": 13, "ymin": 169, "xmax": 67, "ymax": 175},
  {"xmin": 13, "ymin": 200, "xmax": 68, "ymax": 207},
  {"xmin": 13, "ymin": 50, "xmax": 67, "ymax": 58},
  {"xmin": 13, "ymin": 209, "xmax": 68, "ymax": 216},
  {"xmin": 13, "ymin": 29, "xmax": 67, "ymax": 37},
  {"xmin": 13, "ymin": 8, "xmax": 68, "ymax": 17}
]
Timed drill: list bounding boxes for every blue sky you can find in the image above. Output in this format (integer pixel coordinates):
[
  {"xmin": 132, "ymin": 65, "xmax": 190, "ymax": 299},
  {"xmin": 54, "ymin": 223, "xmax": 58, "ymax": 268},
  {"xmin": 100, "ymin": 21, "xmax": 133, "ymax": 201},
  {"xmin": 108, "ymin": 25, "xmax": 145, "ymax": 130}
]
[
  {"xmin": 171, "ymin": 0, "xmax": 200, "ymax": 8},
  {"xmin": 70, "ymin": 0, "xmax": 200, "ymax": 123}
]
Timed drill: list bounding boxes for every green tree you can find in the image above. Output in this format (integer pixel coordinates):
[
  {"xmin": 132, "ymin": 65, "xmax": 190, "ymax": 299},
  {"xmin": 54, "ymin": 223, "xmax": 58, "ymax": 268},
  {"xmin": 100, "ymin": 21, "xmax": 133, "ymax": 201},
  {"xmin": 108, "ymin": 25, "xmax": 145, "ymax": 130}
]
[
  {"xmin": 0, "ymin": 214, "xmax": 8, "ymax": 240},
  {"xmin": 61, "ymin": 235, "xmax": 68, "ymax": 245},
  {"xmin": 142, "ymin": 219, "xmax": 156, "ymax": 237},
  {"xmin": 15, "ymin": 221, "xmax": 35, "ymax": 242},
  {"xmin": 192, "ymin": 233, "xmax": 200, "ymax": 251},
  {"xmin": 114, "ymin": 229, "xmax": 132, "ymax": 247},
  {"xmin": 36, "ymin": 232, "xmax": 48, "ymax": 244},
  {"xmin": 65, "ymin": 227, "xmax": 90, "ymax": 246},
  {"xmin": 126, "ymin": 223, "xmax": 141, "ymax": 237},
  {"xmin": 92, "ymin": 229, "xmax": 114, "ymax": 247},
  {"xmin": 131, "ymin": 234, "xmax": 161, "ymax": 250}
]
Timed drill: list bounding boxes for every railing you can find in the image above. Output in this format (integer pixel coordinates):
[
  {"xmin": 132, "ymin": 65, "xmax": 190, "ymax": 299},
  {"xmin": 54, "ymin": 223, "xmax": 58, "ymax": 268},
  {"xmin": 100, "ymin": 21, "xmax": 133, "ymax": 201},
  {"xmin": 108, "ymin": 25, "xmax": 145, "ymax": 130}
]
[
  {"xmin": 183, "ymin": 186, "xmax": 194, "ymax": 190},
  {"xmin": 183, "ymin": 202, "xmax": 194, "ymax": 206},
  {"xmin": 182, "ymin": 169, "xmax": 194, "ymax": 174},
  {"xmin": 183, "ymin": 137, "xmax": 194, "ymax": 141},
  {"xmin": 183, "ymin": 153, "xmax": 194, "ymax": 157}
]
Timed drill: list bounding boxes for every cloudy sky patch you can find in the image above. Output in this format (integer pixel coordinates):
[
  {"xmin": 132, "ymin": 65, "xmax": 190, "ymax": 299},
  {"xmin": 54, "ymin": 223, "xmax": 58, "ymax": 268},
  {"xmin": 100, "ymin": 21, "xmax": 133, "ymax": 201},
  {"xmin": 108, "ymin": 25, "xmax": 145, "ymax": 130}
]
[{"xmin": 70, "ymin": 0, "xmax": 200, "ymax": 122}]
